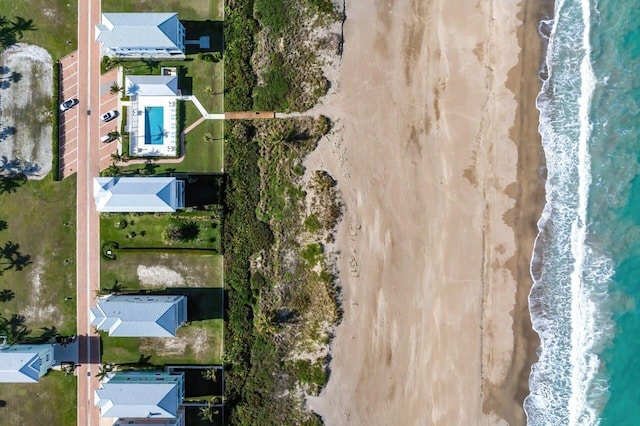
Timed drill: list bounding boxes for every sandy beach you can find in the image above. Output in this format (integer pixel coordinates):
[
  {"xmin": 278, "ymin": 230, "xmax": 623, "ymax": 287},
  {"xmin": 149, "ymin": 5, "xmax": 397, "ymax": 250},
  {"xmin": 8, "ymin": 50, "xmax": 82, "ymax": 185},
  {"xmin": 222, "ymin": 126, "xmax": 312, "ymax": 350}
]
[{"xmin": 305, "ymin": 0, "xmax": 549, "ymax": 424}]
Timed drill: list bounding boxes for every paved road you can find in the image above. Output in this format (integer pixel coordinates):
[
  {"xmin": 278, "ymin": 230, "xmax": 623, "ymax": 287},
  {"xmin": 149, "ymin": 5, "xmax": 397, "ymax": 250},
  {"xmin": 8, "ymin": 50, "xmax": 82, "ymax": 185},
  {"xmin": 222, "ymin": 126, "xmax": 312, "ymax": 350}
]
[{"xmin": 75, "ymin": 0, "xmax": 102, "ymax": 425}]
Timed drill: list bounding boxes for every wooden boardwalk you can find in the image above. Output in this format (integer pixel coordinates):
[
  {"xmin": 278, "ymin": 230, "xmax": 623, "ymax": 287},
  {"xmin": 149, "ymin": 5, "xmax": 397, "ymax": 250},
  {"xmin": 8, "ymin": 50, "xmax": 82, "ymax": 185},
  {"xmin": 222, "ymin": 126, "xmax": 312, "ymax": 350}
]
[{"xmin": 224, "ymin": 111, "xmax": 275, "ymax": 119}]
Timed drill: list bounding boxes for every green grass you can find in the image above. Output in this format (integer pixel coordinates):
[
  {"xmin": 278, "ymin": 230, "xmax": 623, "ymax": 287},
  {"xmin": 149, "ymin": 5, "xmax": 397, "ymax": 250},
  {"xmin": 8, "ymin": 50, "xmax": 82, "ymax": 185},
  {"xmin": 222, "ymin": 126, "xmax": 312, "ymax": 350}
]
[
  {"xmin": 0, "ymin": 176, "xmax": 77, "ymax": 336},
  {"xmin": 101, "ymin": 212, "xmax": 221, "ymax": 250},
  {"xmin": 101, "ymin": 251, "xmax": 223, "ymax": 290},
  {"xmin": 180, "ymin": 119, "xmax": 224, "ymax": 173},
  {"xmin": 101, "ymin": 0, "xmax": 222, "ymax": 20},
  {"xmin": 102, "ymin": 319, "xmax": 224, "ymax": 365},
  {"xmin": 0, "ymin": 371, "xmax": 76, "ymax": 425},
  {"xmin": 0, "ymin": 1, "xmax": 78, "ymax": 60}
]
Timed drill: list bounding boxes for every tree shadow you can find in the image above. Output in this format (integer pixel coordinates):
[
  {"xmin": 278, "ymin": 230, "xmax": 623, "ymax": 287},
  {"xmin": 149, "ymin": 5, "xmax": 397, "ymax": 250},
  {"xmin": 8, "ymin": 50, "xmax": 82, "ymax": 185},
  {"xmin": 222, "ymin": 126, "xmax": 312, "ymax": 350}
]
[
  {"xmin": 184, "ymin": 174, "xmax": 225, "ymax": 207},
  {"xmin": 0, "ymin": 126, "xmax": 16, "ymax": 142},
  {"xmin": 0, "ymin": 313, "xmax": 31, "ymax": 343},
  {"xmin": 0, "ymin": 156, "xmax": 40, "ymax": 177},
  {"xmin": 0, "ymin": 220, "xmax": 6, "ymax": 232},
  {"xmin": 182, "ymin": 20, "xmax": 224, "ymax": 54},
  {"xmin": 0, "ymin": 240, "xmax": 33, "ymax": 272},
  {"xmin": 144, "ymin": 287, "xmax": 223, "ymax": 321},
  {"xmin": 0, "ymin": 288, "xmax": 14, "ymax": 302}
]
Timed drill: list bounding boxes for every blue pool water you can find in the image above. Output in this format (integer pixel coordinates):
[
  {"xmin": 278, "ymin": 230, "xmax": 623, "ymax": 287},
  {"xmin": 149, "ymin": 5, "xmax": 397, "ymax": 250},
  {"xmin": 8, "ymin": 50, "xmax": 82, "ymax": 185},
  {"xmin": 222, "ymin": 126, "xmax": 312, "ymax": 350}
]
[
  {"xmin": 525, "ymin": 0, "xmax": 640, "ymax": 424},
  {"xmin": 144, "ymin": 106, "xmax": 164, "ymax": 145}
]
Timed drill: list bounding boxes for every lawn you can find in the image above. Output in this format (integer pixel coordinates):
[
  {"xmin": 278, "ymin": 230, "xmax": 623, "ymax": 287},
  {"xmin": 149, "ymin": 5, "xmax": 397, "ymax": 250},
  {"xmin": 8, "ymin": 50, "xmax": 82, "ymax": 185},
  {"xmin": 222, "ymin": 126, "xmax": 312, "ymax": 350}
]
[
  {"xmin": 101, "ymin": 250, "xmax": 223, "ymax": 290},
  {"xmin": 0, "ymin": 1, "xmax": 78, "ymax": 60},
  {"xmin": 0, "ymin": 176, "xmax": 77, "ymax": 337},
  {"xmin": 102, "ymin": 0, "xmax": 222, "ymax": 21},
  {"xmin": 101, "ymin": 211, "xmax": 222, "ymax": 250},
  {"xmin": 102, "ymin": 318, "xmax": 224, "ymax": 365},
  {"xmin": 0, "ymin": 370, "xmax": 76, "ymax": 426}
]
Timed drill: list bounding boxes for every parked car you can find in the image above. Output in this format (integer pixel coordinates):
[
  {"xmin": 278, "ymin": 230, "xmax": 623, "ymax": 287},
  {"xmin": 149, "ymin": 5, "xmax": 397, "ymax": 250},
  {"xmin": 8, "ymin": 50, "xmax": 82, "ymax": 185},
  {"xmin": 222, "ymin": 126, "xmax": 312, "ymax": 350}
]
[
  {"xmin": 59, "ymin": 98, "xmax": 79, "ymax": 112},
  {"xmin": 101, "ymin": 110, "xmax": 118, "ymax": 122},
  {"xmin": 100, "ymin": 135, "xmax": 112, "ymax": 143}
]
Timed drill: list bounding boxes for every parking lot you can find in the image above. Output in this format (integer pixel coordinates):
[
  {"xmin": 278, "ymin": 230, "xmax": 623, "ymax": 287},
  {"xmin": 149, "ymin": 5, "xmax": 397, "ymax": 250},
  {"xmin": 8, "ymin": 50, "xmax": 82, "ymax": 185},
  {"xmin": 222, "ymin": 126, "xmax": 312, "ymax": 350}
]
[{"xmin": 59, "ymin": 51, "xmax": 120, "ymax": 179}]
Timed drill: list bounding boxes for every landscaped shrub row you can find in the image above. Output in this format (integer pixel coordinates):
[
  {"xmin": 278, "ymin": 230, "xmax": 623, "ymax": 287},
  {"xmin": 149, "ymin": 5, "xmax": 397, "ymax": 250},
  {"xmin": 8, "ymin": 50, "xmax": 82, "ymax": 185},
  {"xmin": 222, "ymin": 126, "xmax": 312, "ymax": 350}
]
[{"xmin": 51, "ymin": 61, "xmax": 60, "ymax": 181}]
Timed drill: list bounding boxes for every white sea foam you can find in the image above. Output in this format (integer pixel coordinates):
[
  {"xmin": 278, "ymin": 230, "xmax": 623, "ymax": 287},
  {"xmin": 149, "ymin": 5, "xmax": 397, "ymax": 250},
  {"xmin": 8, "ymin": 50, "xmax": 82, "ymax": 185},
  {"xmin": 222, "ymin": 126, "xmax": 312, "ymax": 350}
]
[{"xmin": 525, "ymin": 0, "xmax": 612, "ymax": 424}]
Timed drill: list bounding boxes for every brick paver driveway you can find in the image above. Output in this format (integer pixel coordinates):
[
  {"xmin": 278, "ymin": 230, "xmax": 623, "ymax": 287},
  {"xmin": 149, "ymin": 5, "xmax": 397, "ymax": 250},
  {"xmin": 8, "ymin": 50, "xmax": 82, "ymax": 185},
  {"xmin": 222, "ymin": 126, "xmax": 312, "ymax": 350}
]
[{"xmin": 59, "ymin": 54, "xmax": 119, "ymax": 179}]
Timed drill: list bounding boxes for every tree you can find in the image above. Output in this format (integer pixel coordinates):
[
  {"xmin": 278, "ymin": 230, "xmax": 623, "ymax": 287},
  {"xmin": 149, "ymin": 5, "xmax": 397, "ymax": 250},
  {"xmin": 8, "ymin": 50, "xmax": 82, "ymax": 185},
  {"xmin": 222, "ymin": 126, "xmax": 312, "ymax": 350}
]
[
  {"xmin": 110, "ymin": 151, "xmax": 128, "ymax": 164},
  {"xmin": 108, "ymin": 130, "xmax": 121, "ymax": 141},
  {"xmin": 102, "ymin": 163, "xmax": 122, "ymax": 177},
  {"xmin": 203, "ymin": 133, "xmax": 214, "ymax": 143},
  {"xmin": 96, "ymin": 363, "xmax": 113, "ymax": 380},
  {"xmin": 201, "ymin": 367, "xmax": 218, "ymax": 382},
  {"xmin": 109, "ymin": 82, "xmax": 124, "ymax": 95},
  {"xmin": 198, "ymin": 397, "xmax": 221, "ymax": 422}
]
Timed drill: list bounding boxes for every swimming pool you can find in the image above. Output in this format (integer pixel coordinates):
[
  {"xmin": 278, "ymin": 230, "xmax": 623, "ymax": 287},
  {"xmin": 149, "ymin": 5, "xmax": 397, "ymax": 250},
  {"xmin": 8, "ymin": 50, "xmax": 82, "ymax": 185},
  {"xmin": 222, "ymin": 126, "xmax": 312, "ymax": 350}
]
[{"xmin": 144, "ymin": 106, "xmax": 164, "ymax": 145}]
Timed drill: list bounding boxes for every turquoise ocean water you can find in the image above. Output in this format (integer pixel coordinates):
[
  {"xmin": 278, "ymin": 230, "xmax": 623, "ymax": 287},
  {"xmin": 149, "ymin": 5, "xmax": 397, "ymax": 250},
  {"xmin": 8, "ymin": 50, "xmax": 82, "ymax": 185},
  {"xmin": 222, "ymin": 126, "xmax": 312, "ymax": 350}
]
[{"xmin": 525, "ymin": 0, "xmax": 640, "ymax": 424}]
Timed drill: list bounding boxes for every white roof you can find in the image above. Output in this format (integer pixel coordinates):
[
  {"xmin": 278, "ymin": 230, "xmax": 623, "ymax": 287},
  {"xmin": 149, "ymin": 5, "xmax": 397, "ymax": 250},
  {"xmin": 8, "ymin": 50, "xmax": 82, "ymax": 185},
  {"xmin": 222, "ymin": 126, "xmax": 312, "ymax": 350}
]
[
  {"xmin": 96, "ymin": 13, "xmax": 182, "ymax": 51},
  {"xmin": 125, "ymin": 75, "xmax": 179, "ymax": 97},
  {"xmin": 90, "ymin": 295, "xmax": 186, "ymax": 337},
  {"xmin": 0, "ymin": 351, "xmax": 41, "ymax": 383},
  {"xmin": 94, "ymin": 177, "xmax": 181, "ymax": 212},
  {"xmin": 95, "ymin": 382, "xmax": 181, "ymax": 419}
]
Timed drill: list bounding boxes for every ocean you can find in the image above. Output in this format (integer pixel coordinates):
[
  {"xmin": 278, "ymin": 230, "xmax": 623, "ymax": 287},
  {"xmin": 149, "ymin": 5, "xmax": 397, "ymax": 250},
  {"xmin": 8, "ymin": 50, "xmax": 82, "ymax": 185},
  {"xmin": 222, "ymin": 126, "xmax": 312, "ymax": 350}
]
[{"xmin": 525, "ymin": 0, "xmax": 640, "ymax": 424}]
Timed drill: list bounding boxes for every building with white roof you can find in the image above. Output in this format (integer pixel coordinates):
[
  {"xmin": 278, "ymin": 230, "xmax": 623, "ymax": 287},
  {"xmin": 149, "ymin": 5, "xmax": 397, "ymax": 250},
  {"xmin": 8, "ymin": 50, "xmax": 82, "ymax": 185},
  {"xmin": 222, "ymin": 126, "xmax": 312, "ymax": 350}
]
[
  {"xmin": 93, "ymin": 177, "xmax": 185, "ymax": 213},
  {"xmin": 96, "ymin": 13, "xmax": 185, "ymax": 59},
  {"xmin": 90, "ymin": 295, "xmax": 188, "ymax": 337},
  {"xmin": 95, "ymin": 371, "xmax": 185, "ymax": 419},
  {"xmin": 0, "ymin": 343, "xmax": 55, "ymax": 383}
]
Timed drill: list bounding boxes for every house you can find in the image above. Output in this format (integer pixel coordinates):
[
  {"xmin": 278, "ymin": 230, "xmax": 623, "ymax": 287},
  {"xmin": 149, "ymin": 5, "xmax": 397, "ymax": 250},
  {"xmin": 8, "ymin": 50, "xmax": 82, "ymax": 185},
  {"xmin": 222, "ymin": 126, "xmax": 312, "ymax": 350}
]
[
  {"xmin": 93, "ymin": 177, "xmax": 185, "ymax": 213},
  {"xmin": 114, "ymin": 408, "xmax": 186, "ymax": 426},
  {"xmin": 96, "ymin": 13, "xmax": 185, "ymax": 59},
  {"xmin": 0, "ymin": 343, "xmax": 55, "ymax": 383},
  {"xmin": 95, "ymin": 371, "xmax": 185, "ymax": 419},
  {"xmin": 90, "ymin": 295, "xmax": 188, "ymax": 337}
]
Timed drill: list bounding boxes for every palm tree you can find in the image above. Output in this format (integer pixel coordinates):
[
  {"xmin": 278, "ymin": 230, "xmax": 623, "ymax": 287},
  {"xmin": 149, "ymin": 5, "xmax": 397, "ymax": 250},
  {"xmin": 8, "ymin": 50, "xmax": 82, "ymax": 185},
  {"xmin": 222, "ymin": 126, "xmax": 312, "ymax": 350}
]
[
  {"xmin": 95, "ymin": 363, "xmax": 113, "ymax": 380},
  {"xmin": 102, "ymin": 163, "xmax": 122, "ymax": 177},
  {"xmin": 110, "ymin": 152, "xmax": 128, "ymax": 164},
  {"xmin": 109, "ymin": 82, "xmax": 124, "ymax": 95},
  {"xmin": 108, "ymin": 130, "xmax": 121, "ymax": 141},
  {"xmin": 198, "ymin": 398, "xmax": 221, "ymax": 422},
  {"xmin": 203, "ymin": 133, "xmax": 214, "ymax": 143},
  {"xmin": 201, "ymin": 367, "xmax": 218, "ymax": 382}
]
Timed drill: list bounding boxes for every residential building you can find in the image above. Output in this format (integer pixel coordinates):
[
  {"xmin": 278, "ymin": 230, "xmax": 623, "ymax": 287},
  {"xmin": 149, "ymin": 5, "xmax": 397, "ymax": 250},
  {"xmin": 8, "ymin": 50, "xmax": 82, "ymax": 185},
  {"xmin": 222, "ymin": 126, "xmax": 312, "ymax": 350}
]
[
  {"xmin": 90, "ymin": 295, "xmax": 188, "ymax": 337},
  {"xmin": 93, "ymin": 177, "xmax": 185, "ymax": 213},
  {"xmin": 95, "ymin": 371, "xmax": 185, "ymax": 419},
  {"xmin": 0, "ymin": 343, "xmax": 55, "ymax": 383},
  {"xmin": 96, "ymin": 13, "xmax": 185, "ymax": 59}
]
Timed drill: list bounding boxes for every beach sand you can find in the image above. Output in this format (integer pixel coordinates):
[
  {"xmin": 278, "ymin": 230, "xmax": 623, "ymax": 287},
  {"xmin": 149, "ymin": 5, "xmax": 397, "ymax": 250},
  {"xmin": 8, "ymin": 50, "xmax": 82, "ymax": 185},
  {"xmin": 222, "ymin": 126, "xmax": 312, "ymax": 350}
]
[{"xmin": 304, "ymin": 0, "xmax": 549, "ymax": 424}]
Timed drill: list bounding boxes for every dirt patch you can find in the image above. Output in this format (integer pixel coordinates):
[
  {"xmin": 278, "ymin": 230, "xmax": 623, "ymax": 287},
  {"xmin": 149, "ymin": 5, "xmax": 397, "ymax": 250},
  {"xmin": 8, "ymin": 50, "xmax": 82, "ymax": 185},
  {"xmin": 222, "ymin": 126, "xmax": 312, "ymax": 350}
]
[
  {"xmin": 140, "ymin": 325, "xmax": 211, "ymax": 361},
  {"xmin": 22, "ymin": 259, "xmax": 57, "ymax": 323},
  {"xmin": 0, "ymin": 44, "xmax": 53, "ymax": 179},
  {"xmin": 137, "ymin": 265, "xmax": 187, "ymax": 287}
]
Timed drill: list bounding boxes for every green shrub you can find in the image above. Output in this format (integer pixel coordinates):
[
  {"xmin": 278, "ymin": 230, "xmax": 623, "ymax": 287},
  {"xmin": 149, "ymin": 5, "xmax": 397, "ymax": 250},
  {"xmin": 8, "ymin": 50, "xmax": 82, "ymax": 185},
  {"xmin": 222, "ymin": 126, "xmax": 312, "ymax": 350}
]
[
  {"xmin": 300, "ymin": 242, "xmax": 323, "ymax": 266},
  {"xmin": 51, "ymin": 61, "xmax": 61, "ymax": 181},
  {"xmin": 254, "ymin": 0, "xmax": 287, "ymax": 33},
  {"xmin": 303, "ymin": 214, "xmax": 320, "ymax": 233},
  {"xmin": 294, "ymin": 359, "xmax": 326, "ymax": 387},
  {"xmin": 253, "ymin": 53, "xmax": 291, "ymax": 111}
]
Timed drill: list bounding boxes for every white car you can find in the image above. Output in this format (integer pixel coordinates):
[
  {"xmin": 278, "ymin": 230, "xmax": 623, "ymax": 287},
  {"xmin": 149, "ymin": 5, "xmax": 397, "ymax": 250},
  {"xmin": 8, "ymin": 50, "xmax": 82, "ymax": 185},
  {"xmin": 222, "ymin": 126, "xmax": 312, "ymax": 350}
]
[
  {"xmin": 101, "ymin": 110, "xmax": 118, "ymax": 122},
  {"xmin": 59, "ymin": 98, "xmax": 79, "ymax": 112}
]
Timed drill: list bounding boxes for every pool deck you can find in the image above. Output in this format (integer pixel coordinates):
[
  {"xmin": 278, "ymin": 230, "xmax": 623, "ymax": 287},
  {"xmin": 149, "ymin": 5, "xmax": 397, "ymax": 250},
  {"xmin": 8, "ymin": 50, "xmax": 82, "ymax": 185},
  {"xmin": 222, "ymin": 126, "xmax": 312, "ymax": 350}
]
[{"xmin": 128, "ymin": 95, "xmax": 177, "ymax": 157}]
